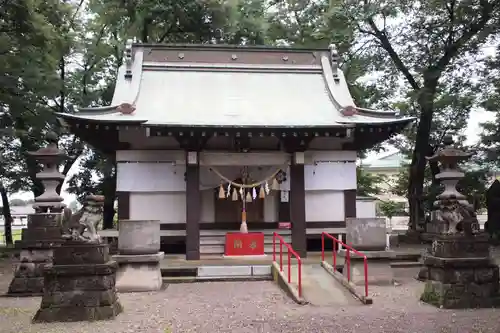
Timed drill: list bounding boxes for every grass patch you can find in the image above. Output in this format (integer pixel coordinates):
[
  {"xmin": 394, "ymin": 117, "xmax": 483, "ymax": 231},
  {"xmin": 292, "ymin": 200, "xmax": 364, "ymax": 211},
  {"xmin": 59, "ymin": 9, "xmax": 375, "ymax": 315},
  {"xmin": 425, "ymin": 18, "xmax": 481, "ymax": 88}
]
[{"xmin": 0, "ymin": 229, "xmax": 22, "ymax": 244}]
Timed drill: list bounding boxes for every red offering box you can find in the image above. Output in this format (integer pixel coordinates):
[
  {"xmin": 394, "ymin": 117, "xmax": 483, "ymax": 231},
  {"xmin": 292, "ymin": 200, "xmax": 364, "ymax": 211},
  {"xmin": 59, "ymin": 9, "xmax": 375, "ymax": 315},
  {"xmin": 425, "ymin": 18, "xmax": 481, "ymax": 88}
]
[{"xmin": 225, "ymin": 232, "xmax": 265, "ymax": 256}]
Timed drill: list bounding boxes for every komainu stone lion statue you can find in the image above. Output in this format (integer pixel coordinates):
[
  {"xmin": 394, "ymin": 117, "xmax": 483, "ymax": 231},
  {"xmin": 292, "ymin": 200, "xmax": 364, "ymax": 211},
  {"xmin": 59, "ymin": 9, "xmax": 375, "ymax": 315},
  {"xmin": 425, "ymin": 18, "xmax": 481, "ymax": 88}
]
[
  {"xmin": 61, "ymin": 195, "xmax": 104, "ymax": 243},
  {"xmin": 434, "ymin": 198, "xmax": 479, "ymax": 235}
]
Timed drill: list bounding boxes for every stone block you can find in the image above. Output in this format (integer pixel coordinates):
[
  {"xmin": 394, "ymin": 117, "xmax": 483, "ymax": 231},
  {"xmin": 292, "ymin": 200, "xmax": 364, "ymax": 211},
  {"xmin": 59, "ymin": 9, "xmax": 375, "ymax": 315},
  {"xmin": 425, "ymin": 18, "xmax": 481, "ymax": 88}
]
[
  {"xmin": 113, "ymin": 252, "xmax": 164, "ymax": 292},
  {"xmin": 112, "ymin": 252, "xmax": 163, "ymax": 264},
  {"xmin": 14, "ymin": 262, "xmax": 48, "ymax": 278},
  {"xmin": 475, "ymin": 266, "xmax": 499, "ymax": 284},
  {"xmin": 115, "ymin": 262, "xmax": 163, "ymax": 292},
  {"xmin": 24, "ymin": 227, "xmax": 62, "ymax": 242},
  {"xmin": 424, "ymin": 255, "xmax": 492, "ymax": 268},
  {"xmin": 198, "ymin": 265, "xmax": 252, "ymax": 277},
  {"xmin": 118, "ymin": 220, "xmax": 160, "ymax": 255},
  {"xmin": 45, "ymin": 262, "xmax": 118, "ymax": 277},
  {"xmin": 44, "ymin": 275, "xmax": 116, "ymax": 292},
  {"xmin": 33, "ymin": 302, "xmax": 123, "ymax": 323},
  {"xmin": 19, "ymin": 249, "xmax": 53, "ymax": 262},
  {"xmin": 430, "ymin": 235, "xmax": 490, "ymax": 258},
  {"xmin": 40, "ymin": 289, "xmax": 117, "ymax": 308},
  {"xmin": 346, "ymin": 217, "xmax": 386, "ymax": 251},
  {"xmin": 421, "ymin": 280, "xmax": 500, "ymax": 309},
  {"xmin": 28, "ymin": 213, "xmax": 61, "ymax": 228},
  {"xmin": 8, "ymin": 277, "xmax": 44, "ymax": 295},
  {"xmin": 53, "ymin": 243, "xmax": 109, "ymax": 265},
  {"xmin": 33, "ymin": 243, "xmax": 122, "ymax": 322},
  {"xmin": 252, "ymin": 265, "xmax": 272, "ymax": 276}
]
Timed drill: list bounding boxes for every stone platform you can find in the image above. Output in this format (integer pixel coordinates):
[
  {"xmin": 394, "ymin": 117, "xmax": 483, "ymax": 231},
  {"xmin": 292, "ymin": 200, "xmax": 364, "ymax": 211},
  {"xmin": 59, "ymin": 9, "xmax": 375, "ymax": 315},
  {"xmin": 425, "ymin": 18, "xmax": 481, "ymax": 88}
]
[
  {"xmin": 113, "ymin": 252, "xmax": 164, "ymax": 292},
  {"xmin": 420, "ymin": 234, "xmax": 500, "ymax": 309},
  {"xmin": 33, "ymin": 242, "xmax": 122, "ymax": 322}
]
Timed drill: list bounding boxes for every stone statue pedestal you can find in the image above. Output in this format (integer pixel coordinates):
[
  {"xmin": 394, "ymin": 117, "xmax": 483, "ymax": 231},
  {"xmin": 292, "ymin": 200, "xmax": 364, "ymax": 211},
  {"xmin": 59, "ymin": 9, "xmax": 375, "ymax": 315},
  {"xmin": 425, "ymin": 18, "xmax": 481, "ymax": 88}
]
[
  {"xmin": 7, "ymin": 214, "xmax": 63, "ymax": 296},
  {"xmin": 340, "ymin": 218, "xmax": 396, "ymax": 285},
  {"xmin": 33, "ymin": 242, "xmax": 122, "ymax": 322},
  {"xmin": 112, "ymin": 220, "xmax": 163, "ymax": 292},
  {"xmin": 112, "ymin": 252, "xmax": 164, "ymax": 292},
  {"xmin": 420, "ymin": 234, "xmax": 500, "ymax": 308}
]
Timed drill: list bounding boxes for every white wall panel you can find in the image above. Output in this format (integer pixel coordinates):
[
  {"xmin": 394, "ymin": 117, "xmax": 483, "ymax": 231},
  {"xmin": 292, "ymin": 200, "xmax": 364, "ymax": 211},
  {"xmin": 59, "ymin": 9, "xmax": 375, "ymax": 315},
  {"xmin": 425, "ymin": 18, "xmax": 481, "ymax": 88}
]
[
  {"xmin": 116, "ymin": 150, "xmax": 184, "ymax": 163},
  {"xmin": 201, "ymin": 189, "xmax": 215, "ymax": 222},
  {"xmin": 200, "ymin": 152, "xmax": 290, "ymax": 166},
  {"xmin": 356, "ymin": 199, "xmax": 377, "ymax": 218},
  {"xmin": 117, "ymin": 162, "xmax": 186, "ymax": 192},
  {"xmin": 304, "ymin": 162, "xmax": 356, "ymax": 190},
  {"xmin": 305, "ymin": 150, "xmax": 356, "ymax": 163},
  {"xmin": 305, "ymin": 191, "xmax": 345, "ymax": 221},
  {"xmin": 264, "ymin": 193, "xmax": 278, "ymax": 222},
  {"xmin": 129, "ymin": 192, "xmax": 186, "ymax": 224}
]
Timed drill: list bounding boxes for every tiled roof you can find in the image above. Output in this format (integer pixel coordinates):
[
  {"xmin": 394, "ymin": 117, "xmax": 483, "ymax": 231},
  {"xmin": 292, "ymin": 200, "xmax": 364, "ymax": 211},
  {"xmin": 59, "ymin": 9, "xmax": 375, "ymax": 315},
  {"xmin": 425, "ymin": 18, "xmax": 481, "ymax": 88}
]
[{"xmin": 57, "ymin": 43, "xmax": 414, "ymax": 128}]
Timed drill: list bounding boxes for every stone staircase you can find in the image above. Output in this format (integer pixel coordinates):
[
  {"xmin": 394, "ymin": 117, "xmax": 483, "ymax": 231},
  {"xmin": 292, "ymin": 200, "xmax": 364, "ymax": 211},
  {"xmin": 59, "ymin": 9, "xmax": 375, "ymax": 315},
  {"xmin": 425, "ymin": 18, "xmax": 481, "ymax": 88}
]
[{"xmin": 200, "ymin": 229, "xmax": 292, "ymax": 256}]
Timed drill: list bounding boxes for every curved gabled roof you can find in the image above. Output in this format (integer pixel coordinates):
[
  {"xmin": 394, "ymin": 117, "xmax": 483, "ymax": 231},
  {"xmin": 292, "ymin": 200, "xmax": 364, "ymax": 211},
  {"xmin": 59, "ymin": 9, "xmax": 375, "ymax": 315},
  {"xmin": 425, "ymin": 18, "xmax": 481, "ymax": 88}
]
[{"xmin": 57, "ymin": 43, "xmax": 414, "ymax": 128}]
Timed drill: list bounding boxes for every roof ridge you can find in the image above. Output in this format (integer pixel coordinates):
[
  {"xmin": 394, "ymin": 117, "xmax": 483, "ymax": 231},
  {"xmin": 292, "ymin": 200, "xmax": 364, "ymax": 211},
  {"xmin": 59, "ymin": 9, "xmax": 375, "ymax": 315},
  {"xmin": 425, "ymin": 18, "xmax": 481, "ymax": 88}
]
[{"xmin": 132, "ymin": 43, "xmax": 328, "ymax": 52}]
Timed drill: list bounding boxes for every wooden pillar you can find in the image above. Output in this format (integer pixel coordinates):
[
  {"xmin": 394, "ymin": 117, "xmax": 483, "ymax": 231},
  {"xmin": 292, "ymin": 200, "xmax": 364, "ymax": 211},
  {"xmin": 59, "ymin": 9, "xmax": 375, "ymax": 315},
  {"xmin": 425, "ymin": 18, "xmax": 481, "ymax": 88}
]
[
  {"xmin": 344, "ymin": 189, "xmax": 357, "ymax": 218},
  {"xmin": 116, "ymin": 192, "xmax": 130, "ymax": 220},
  {"xmin": 185, "ymin": 151, "xmax": 201, "ymax": 260},
  {"xmin": 290, "ymin": 152, "xmax": 306, "ymax": 258}
]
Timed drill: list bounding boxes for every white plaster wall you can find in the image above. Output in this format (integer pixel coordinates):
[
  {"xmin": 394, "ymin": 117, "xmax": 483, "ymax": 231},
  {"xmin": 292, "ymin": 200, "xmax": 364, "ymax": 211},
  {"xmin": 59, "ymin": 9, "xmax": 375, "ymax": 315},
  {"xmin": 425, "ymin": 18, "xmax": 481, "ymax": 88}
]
[
  {"xmin": 305, "ymin": 191, "xmax": 345, "ymax": 221},
  {"xmin": 129, "ymin": 192, "xmax": 186, "ymax": 224},
  {"xmin": 303, "ymin": 150, "xmax": 356, "ymax": 222},
  {"xmin": 356, "ymin": 199, "xmax": 377, "ymax": 218},
  {"xmin": 117, "ymin": 163, "xmax": 186, "ymax": 192},
  {"xmin": 201, "ymin": 189, "xmax": 215, "ymax": 222},
  {"xmin": 264, "ymin": 193, "xmax": 278, "ymax": 222},
  {"xmin": 119, "ymin": 150, "xmax": 356, "ymax": 224}
]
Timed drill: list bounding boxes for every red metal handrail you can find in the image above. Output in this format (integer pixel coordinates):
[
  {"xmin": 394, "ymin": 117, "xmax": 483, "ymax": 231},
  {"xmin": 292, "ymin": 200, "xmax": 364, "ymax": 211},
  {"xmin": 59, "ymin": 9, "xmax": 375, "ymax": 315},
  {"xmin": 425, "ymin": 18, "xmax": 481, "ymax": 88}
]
[
  {"xmin": 272, "ymin": 232, "xmax": 302, "ymax": 297},
  {"xmin": 321, "ymin": 232, "xmax": 368, "ymax": 298}
]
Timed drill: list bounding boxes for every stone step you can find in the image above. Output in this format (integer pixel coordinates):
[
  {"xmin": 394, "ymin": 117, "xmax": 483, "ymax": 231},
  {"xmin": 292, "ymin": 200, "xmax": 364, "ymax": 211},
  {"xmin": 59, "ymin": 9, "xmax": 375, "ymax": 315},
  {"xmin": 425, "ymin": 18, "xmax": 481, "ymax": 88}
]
[
  {"xmin": 162, "ymin": 276, "xmax": 196, "ymax": 283},
  {"xmin": 161, "ymin": 267, "xmax": 198, "ymax": 277},
  {"xmin": 391, "ymin": 261, "xmax": 422, "ymax": 280},
  {"xmin": 200, "ymin": 229, "xmax": 291, "ymax": 236},
  {"xmin": 390, "ymin": 261, "xmax": 422, "ymax": 268},
  {"xmin": 199, "ymin": 235, "xmax": 291, "ymax": 245},
  {"xmin": 200, "ymin": 244, "xmax": 282, "ymax": 255}
]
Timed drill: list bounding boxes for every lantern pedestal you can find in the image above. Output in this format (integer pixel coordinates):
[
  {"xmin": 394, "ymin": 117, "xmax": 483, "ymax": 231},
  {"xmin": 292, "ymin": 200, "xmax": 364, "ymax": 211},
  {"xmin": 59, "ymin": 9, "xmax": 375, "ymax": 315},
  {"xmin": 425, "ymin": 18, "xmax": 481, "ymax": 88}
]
[{"xmin": 224, "ymin": 232, "xmax": 265, "ymax": 256}]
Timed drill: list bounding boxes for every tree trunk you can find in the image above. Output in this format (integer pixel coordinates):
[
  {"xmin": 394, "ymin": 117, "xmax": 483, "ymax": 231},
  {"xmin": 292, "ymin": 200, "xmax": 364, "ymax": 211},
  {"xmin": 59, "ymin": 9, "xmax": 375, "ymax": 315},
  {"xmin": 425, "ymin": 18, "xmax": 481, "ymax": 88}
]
[
  {"xmin": 0, "ymin": 183, "xmax": 13, "ymax": 245},
  {"xmin": 407, "ymin": 84, "xmax": 437, "ymax": 231}
]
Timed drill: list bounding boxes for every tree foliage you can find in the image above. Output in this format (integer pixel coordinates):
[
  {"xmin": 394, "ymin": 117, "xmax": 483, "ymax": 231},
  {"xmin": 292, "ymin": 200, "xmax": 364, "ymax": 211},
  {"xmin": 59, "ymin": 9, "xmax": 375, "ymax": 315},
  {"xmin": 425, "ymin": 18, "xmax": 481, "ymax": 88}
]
[
  {"xmin": 357, "ymin": 167, "xmax": 387, "ymax": 197},
  {"xmin": 329, "ymin": 0, "xmax": 500, "ymax": 229}
]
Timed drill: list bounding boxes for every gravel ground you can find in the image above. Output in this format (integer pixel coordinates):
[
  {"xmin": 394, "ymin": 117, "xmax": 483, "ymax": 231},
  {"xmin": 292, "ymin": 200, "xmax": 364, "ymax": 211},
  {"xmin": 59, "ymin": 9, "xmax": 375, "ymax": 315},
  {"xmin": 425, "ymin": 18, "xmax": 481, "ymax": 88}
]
[{"xmin": 0, "ymin": 259, "xmax": 499, "ymax": 333}]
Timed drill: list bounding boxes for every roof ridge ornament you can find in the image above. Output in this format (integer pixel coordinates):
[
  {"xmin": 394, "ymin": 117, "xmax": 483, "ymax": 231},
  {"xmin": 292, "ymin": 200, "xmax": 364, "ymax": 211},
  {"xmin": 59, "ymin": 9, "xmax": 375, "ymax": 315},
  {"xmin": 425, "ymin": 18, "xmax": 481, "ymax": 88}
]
[
  {"xmin": 124, "ymin": 39, "xmax": 133, "ymax": 79},
  {"xmin": 328, "ymin": 44, "xmax": 340, "ymax": 82},
  {"xmin": 341, "ymin": 105, "xmax": 357, "ymax": 117},
  {"xmin": 117, "ymin": 103, "xmax": 136, "ymax": 115}
]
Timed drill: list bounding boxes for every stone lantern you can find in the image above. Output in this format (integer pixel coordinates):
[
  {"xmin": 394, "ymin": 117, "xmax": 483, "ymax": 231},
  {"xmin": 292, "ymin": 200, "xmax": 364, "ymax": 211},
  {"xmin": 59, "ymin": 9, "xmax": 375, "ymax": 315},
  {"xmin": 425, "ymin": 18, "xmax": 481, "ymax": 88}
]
[
  {"xmin": 419, "ymin": 136, "xmax": 500, "ymax": 308},
  {"xmin": 7, "ymin": 132, "xmax": 66, "ymax": 296},
  {"xmin": 30, "ymin": 132, "xmax": 66, "ymax": 213}
]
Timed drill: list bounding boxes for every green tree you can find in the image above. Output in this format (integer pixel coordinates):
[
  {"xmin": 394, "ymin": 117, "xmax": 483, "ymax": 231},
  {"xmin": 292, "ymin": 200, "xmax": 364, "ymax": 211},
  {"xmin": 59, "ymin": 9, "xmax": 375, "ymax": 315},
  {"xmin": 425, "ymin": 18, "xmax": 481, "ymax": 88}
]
[
  {"xmin": 357, "ymin": 167, "xmax": 386, "ymax": 197},
  {"xmin": 0, "ymin": 0, "xmax": 74, "ymax": 244},
  {"xmin": 330, "ymin": 0, "xmax": 500, "ymax": 230}
]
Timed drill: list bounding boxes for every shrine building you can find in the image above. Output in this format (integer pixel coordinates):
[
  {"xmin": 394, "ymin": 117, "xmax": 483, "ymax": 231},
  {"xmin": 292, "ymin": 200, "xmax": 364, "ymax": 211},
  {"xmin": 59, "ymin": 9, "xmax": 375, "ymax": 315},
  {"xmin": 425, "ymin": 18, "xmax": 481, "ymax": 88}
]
[{"xmin": 56, "ymin": 41, "xmax": 413, "ymax": 260}]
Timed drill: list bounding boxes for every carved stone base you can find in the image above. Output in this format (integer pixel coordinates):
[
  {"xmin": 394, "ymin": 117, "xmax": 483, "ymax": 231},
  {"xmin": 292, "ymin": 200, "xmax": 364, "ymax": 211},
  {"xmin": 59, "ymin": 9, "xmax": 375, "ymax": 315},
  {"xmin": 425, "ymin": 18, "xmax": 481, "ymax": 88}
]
[
  {"xmin": 33, "ymin": 242, "xmax": 122, "ymax": 323},
  {"xmin": 113, "ymin": 252, "xmax": 164, "ymax": 292},
  {"xmin": 420, "ymin": 234, "xmax": 500, "ymax": 308},
  {"xmin": 7, "ymin": 248, "xmax": 52, "ymax": 296},
  {"xmin": 7, "ymin": 214, "xmax": 63, "ymax": 297}
]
